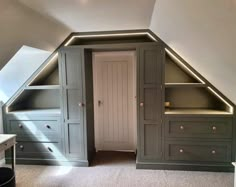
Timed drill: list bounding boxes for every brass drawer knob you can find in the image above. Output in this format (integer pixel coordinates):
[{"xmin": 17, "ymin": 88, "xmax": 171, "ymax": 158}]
[
  {"xmin": 179, "ymin": 149, "xmax": 184, "ymax": 153},
  {"xmin": 212, "ymin": 126, "xmax": 217, "ymax": 131},
  {"xmin": 180, "ymin": 125, "xmax": 184, "ymax": 130},
  {"xmin": 212, "ymin": 150, "xmax": 216, "ymax": 154},
  {"xmin": 19, "ymin": 124, "xmax": 23, "ymax": 128}
]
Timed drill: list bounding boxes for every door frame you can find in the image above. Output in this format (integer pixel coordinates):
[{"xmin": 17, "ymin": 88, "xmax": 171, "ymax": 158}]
[{"xmin": 92, "ymin": 51, "xmax": 137, "ymax": 152}]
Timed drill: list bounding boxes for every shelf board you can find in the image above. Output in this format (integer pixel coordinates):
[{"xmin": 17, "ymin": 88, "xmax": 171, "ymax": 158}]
[
  {"xmin": 25, "ymin": 85, "xmax": 60, "ymax": 90},
  {"xmin": 8, "ymin": 108, "xmax": 61, "ymax": 115},
  {"xmin": 165, "ymin": 83, "xmax": 206, "ymax": 88},
  {"xmin": 165, "ymin": 108, "xmax": 232, "ymax": 115}
]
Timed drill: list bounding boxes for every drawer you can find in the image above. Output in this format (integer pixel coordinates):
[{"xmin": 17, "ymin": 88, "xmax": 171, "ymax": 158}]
[
  {"xmin": 165, "ymin": 141, "xmax": 231, "ymax": 162},
  {"xmin": 165, "ymin": 117, "xmax": 232, "ymax": 138},
  {"xmin": 8, "ymin": 120, "xmax": 60, "ymax": 141},
  {"xmin": 16, "ymin": 142, "xmax": 63, "ymax": 159}
]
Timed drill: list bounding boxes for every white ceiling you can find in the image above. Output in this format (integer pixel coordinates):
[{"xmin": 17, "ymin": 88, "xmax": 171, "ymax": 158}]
[{"xmin": 18, "ymin": 0, "xmax": 156, "ymax": 31}]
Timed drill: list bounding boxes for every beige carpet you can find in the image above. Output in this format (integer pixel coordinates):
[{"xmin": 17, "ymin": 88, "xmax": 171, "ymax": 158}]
[{"xmin": 14, "ymin": 152, "xmax": 233, "ymax": 187}]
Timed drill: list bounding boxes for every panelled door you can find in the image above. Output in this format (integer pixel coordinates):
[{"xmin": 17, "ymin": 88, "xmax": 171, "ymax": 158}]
[
  {"xmin": 93, "ymin": 52, "xmax": 136, "ymax": 151},
  {"xmin": 60, "ymin": 48, "xmax": 86, "ymax": 160},
  {"xmin": 138, "ymin": 45, "xmax": 163, "ymax": 161}
]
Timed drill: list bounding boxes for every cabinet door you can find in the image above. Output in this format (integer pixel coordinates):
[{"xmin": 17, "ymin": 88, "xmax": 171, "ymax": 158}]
[
  {"xmin": 138, "ymin": 45, "xmax": 163, "ymax": 161},
  {"xmin": 60, "ymin": 48, "xmax": 86, "ymax": 160}
]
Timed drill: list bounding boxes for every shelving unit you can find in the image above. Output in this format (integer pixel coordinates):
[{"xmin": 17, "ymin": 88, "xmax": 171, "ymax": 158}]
[
  {"xmin": 164, "ymin": 49, "xmax": 233, "ymax": 115},
  {"xmin": 6, "ymin": 58, "xmax": 61, "ymax": 114}
]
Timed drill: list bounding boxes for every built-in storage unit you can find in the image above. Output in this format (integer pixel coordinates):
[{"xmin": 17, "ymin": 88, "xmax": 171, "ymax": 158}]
[{"xmin": 2, "ymin": 30, "xmax": 235, "ymax": 171}]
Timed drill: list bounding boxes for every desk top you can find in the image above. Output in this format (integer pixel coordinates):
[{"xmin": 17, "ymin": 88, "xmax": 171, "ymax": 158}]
[{"xmin": 0, "ymin": 134, "xmax": 16, "ymax": 144}]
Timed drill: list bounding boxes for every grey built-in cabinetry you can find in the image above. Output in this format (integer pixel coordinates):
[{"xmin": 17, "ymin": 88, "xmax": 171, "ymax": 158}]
[{"xmin": 2, "ymin": 30, "xmax": 235, "ymax": 171}]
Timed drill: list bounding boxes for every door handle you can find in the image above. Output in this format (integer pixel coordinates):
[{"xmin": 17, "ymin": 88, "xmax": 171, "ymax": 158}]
[
  {"xmin": 78, "ymin": 102, "xmax": 85, "ymax": 107},
  {"xmin": 98, "ymin": 100, "xmax": 102, "ymax": 106}
]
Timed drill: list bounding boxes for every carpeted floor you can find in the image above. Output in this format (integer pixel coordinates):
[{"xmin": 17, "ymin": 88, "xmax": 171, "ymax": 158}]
[{"xmin": 14, "ymin": 151, "xmax": 234, "ymax": 187}]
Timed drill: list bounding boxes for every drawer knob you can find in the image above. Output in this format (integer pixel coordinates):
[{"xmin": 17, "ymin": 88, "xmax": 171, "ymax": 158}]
[
  {"xmin": 140, "ymin": 102, "xmax": 144, "ymax": 107},
  {"xmin": 212, "ymin": 150, "xmax": 216, "ymax": 154},
  {"xmin": 179, "ymin": 149, "xmax": 184, "ymax": 153},
  {"xmin": 46, "ymin": 125, "xmax": 51, "ymax": 129},
  {"xmin": 19, "ymin": 145, "xmax": 24, "ymax": 150},
  {"xmin": 78, "ymin": 102, "xmax": 85, "ymax": 107},
  {"xmin": 19, "ymin": 124, "xmax": 23, "ymax": 128},
  {"xmin": 212, "ymin": 126, "xmax": 217, "ymax": 131},
  {"xmin": 180, "ymin": 125, "xmax": 184, "ymax": 130},
  {"xmin": 48, "ymin": 147, "xmax": 53, "ymax": 152}
]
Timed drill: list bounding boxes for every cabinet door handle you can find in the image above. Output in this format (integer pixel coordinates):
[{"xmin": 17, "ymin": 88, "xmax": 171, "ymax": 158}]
[
  {"xmin": 211, "ymin": 150, "xmax": 216, "ymax": 154},
  {"xmin": 180, "ymin": 125, "xmax": 184, "ymax": 130},
  {"xmin": 212, "ymin": 126, "xmax": 216, "ymax": 131},
  {"xmin": 140, "ymin": 102, "xmax": 144, "ymax": 107},
  {"xmin": 48, "ymin": 147, "xmax": 53, "ymax": 152},
  {"xmin": 46, "ymin": 125, "xmax": 51, "ymax": 129},
  {"xmin": 19, "ymin": 124, "xmax": 23, "ymax": 128},
  {"xmin": 78, "ymin": 102, "xmax": 85, "ymax": 107},
  {"xmin": 179, "ymin": 149, "xmax": 184, "ymax": 153},
  {"xmin": 19, "ymin": 145, "xmax": 24, "ymax": 150}
]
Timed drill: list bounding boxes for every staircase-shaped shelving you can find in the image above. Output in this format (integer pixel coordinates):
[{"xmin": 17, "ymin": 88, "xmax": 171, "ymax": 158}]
[
  {"xmin": 4, "ymin": 30, "xmax": 234, "ymax": 116},
  {"xmin": 6, "ymin": 54, "xmax": 60, "ymax": 114},
  {"xmin": 164, "ymin": 49, "xmax": 233, "ymax": 115}
]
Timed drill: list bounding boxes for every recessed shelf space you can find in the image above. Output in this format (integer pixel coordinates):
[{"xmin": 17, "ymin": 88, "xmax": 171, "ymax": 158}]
[
  {"xmin": 165, "ymin": 87, "xmax": 232, "ymax": 114},
  {"xmin": 165, "ymin": 52, "xmax": 201, "ymax": 84},
  {"xmin": 7, "ymin": 90, "xmax": 60, "ymax": 113},
  {"xmin": 28, "ymin": 58, "xmax": 59, "ymax": 86}
]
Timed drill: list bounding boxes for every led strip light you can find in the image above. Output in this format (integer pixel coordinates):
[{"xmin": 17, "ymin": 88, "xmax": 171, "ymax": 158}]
[{"xmin": 64, "ymin": 32, "xmax": 157, "ymax": 46}]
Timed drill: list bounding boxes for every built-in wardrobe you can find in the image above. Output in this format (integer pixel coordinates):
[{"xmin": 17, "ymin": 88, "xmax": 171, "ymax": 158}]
[{"xmin": 3, "ymin": 30, "xmax": 235, "ymax": 171}]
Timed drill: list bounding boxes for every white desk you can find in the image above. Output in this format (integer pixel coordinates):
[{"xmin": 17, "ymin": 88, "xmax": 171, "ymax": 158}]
[{"xmin": 0, "ymin": 134, "xmax": 16, "ymax": 171}]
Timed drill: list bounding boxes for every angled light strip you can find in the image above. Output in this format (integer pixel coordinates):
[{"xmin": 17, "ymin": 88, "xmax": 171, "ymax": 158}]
[
  {"xmin": 64, "ymin": 32, "xmax": 157, "ymax": 46},
  {"xmin": 6, "ymin": 90, "xmax": 24, "ymax": 113},
  {"xmin": 207, "ymin": 87, "xmax": 234, "ymax": 114},
  {"xmin": 27, "ymin": 53, "xmax": 58, "ymax": 86},
  {"xmin": 165, "ymin": 49, "xmax": 205, "ymax": 84}
]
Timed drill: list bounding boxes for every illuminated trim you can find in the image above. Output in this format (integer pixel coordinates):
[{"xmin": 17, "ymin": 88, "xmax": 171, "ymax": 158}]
[
  {"xmin": 27, "ymin": 53, "xmax": 58, "ymax": 86},
  {"xmin": 165, "ymin": 49, "xmax": 205, "ymax": 84},
  {"xmin": 64, "ymin": 32, "xmax": 157, "ymax": 46},
  {"xmin": 207, "ymin": 87, "xmax": 234, "ymax": 114}
]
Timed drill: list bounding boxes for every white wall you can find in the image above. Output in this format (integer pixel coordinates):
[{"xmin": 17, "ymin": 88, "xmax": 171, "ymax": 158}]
[
  {"xmin": 150, "ymin": 0, "xmax": 236, "ymax": 104},
  {"xmin": 0, "ymin": 0, "xmax": 71, "ymax": 69},
  {"xmin": 18, "ymin": 0, "xmax": 156, "ymax": 32}
]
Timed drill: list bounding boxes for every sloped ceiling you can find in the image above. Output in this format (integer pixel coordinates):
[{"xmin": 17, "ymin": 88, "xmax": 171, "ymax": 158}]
[
  {"xmin": 150, "ymin": 0, "xmax": 236, "ymax": 104},
  {"xmin": 18, "ymin": 0, "xmax": 156, "ymax": 31},
  {"xmin": 0, "ymin": 0, "xmax": 235, "ymax": 104}
]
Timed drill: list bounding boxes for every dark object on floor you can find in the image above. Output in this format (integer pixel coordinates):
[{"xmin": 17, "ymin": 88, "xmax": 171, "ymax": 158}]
[{"xmin": 0, "ymin": 167, "xmax": 15, "ymax": 187}]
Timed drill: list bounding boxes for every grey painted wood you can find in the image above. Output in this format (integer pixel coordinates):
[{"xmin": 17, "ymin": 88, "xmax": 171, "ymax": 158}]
[
  {"xmin": 165, "ymin": 140, "xmax": 232, "ymax": 162},
  {"xmin": 60, "ymin": 48, "xmax": 86, "ymax": 160},
  {"xmin": 165, "ymin": 117, "xmax": 233, "ymax": 139},
  {"xmin": 138, "ymin": 45, "xmax": 163, "ymax": 161}
]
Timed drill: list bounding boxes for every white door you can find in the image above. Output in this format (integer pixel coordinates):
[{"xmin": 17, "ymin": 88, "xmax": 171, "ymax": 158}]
[{"xmin": 93, "ymin": 51, "xmax": 136, "ymax": 152}]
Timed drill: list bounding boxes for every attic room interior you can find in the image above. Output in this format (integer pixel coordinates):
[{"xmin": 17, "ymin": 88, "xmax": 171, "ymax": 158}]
[{"xmin": 0, "ymin": 0, "xmax": 235, "ymax": 187}]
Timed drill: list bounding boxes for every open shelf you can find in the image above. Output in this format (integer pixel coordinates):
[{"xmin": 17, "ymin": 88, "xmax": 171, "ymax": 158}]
[
  {"xmin": 165, "ymin": 108, "xmax": 232, "ymax": 115},
  {"xmin": 7, "ymin": 90, "xmax": 60, "ymax": 113},
  {"xmin": 7, "ymin": 108, "xmax": 61, "ymax": 115},
  {"xmin": 165, "ymin": 86, "xmax": 232, "ymax": 114},
  {"xmin": 165, "ymin": 50, "xmax": 201, "ymax": 84},
  {"xmin": 28, "ymin": 58, "xmax": 59, "ymax": 86},
  {"xmin": 25, "ymin": 85, "xmax": 60, "ymax": 90}
]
